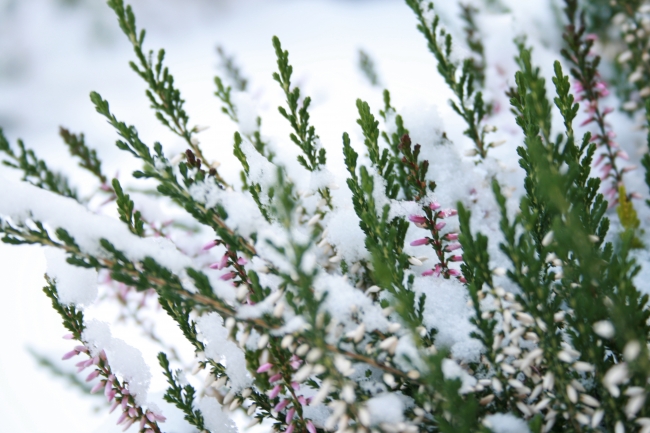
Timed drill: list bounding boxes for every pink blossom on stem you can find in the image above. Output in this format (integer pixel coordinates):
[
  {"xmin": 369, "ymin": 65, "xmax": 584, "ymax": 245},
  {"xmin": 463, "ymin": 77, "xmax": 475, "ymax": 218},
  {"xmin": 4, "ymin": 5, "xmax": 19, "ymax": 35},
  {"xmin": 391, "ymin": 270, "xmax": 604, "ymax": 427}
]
[
  {"xmin": 297, "ymin": 396, "xmax": 307, "ymax": 405},
  {"xmin": 430, "ymin": 202, "xmax": 441, "ymax": 210},
  {"xmin": 62, "ymin": 350, "xmax": 78, "ymax": 360},
  {"xmin": 450, "ymin": 255, "xmax": 463, "ymax": 262},
  {"xmin": 307, "ymin": 421, "xmax": 317, "ymax": 433},
  {"xmin": 237, "ymin": 257, "xmax": 248, "ymax": 266},
  {"xmin": 580, "ymin": 117, "xmax": 595, "ymax": 127},
  {"xmin": 286, "ymin": 407, "xmax": 296, "ymax": 422},
  {"xmin": 422, "ymin": 269, "xmax": 434, "ymax": 276},
  {"xmin": 86, "ymin": 369, "xmax": 100, "ymax": 382},
  {"xmin": 202, "ymin": 240, "xmax": 218, "ymax": 250},
  {"xmin": 448, "ymin": 269, "xmax": 461, "ymax": 277},
  {"xmin": 62, "ymin": 333, "xmax": 74, "ymax": 340},
  {"xmin": 128, "ymin": 407, "xmax": 138, "ymax": 418},
  {"xmin": 109, "ymin": 399, "xmax": 120, "ymax": 413},
  {"xmin": 91, "ymin": 380, "xmax": 105, "ymax": 393},
  {"xmin": 286, "ymin": 423, "xmax": 295, "ymax": 433},
  {"xmin": 257, "ymin": 363, "xmax": 273, "ymax": 373},
  {"xmin": 291, "ymin": 382, "xmax": 300, "ymax": 390},
  {"xmin": 408, "ymin": 215, "xmax": 427, "ymax": 224},
  {"xmin": 269, "ymin": 373, "xmax": 283, "ymax": 383},
  {"xmin": 220, "ymin": 271, "xmax": 236, "ymax": 281},
  {"xmin": 116, "ymin": 412, "xmax": 128, "ymax": 425},
  {"xmin": 434, "ymin": 221, "xmax": 446, "ymax": 230},
  {"xmin": 445, "ymin": 243, "xmax": 462, "ymax": 252},
  {"xmin": 275, "ymin": 399, "xmax": 290, "ymax": 412},
  {"xmin": 410, "ymin": 238, "xmax": 429, "ymax": 246},
  {"xmin": 445, "ymin": 233, "xmax": 459, "ymax": 241},
  {"xmin": 269, "ymin": 384, "xmax": 282, "ymax": 399}
]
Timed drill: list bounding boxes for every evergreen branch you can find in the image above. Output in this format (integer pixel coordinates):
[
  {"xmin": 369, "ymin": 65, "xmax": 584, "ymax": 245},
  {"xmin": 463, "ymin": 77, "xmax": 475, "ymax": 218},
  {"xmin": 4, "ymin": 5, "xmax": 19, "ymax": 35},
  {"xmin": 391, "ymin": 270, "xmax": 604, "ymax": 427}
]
[{"xmin": 59, "ymin": 127, "xmax": 108, "ymax": 186}]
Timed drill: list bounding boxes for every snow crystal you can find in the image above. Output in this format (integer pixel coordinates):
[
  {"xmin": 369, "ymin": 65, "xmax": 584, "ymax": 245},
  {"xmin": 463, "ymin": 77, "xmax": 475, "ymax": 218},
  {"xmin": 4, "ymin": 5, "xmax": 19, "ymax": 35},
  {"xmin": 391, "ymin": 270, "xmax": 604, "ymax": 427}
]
[
  {"xmin": 325, "ymin": 208, "xmax": 369, "ymax": 263},
  {"xmin": 365, "ymin": 393, "xmax": 404, "ymax": 425},
  {"xmin": 484, "ymin": 413, "xmax": 531, "ymax": 433},
  {"xmin": 198, "ymin": 396, "xmax": 238, "ymax": 433},
  {"xmin": 441, "ymin": 358, "xmax": 476, "ymax": 394},
  {"xmin": 197, "ymin": 313, "xmax": 252, "ymax": 391},
  {"xmin": 44, "ymin": 247, "xmax": 97, "ymax": 306},
  {"xmin": 81, "ymin": 320, "xmax": 152, "ymax": 406}
]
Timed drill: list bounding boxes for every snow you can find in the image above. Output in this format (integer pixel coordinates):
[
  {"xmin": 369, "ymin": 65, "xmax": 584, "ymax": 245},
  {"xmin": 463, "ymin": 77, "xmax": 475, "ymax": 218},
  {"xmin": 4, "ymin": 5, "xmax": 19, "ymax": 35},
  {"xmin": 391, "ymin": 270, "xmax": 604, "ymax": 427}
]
[
  {"xmin": 198, "ymin": 396, "xmax": 238, "ymax": 433},
  {"xmin": 441, "ymin": 358, "xmax": 477, "ymax": 394},
  {"xmin": 82, "ymin": 320, "xmax": 152, "ymax": 406},
  {"xmin": 196, "ymin": 313, "xmax": 253, "ymax": 391},
  {"xmin": 484, "ymin": 413, "xmax": 531, "ymax": 433},
  {"xmin": 44, "ymin": 247, "xmax": 98, "ymax": 306},
  {"xmin": 365, "ymin": 393, "xmax": 405, "ymax": 425}
]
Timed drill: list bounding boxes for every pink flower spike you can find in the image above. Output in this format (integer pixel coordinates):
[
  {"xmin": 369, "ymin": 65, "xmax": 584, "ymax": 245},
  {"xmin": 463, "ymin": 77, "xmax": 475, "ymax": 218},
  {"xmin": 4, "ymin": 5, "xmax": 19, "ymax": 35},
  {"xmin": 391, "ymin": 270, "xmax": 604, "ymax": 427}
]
[
  {"xmin": 146, "ymin": 412, "xmax": 156, "ymax": 423},
  {"xmin": 286, "ymin": 407, "xmax": 296, "ymax": 422},
  {"xmin": 105, "ymin": 380, "xmax": 113, "ymax": 395},
  {"xmin": 307, "ymin": 421, "xmax": 317, "ymax": 433},
  {"xmin": 448, "ymin": 269, "xmax": 461, "ymax": 277},
  {"xmin": 290, "ymin": 359, "xmax": 302, "ymax": 369},
  {"xmin": 593, "ymin": 153, "xmax": 606, "ymax": 167},
  {"xmin": 202, "ymin": 240, "xmax": 218, "ymax": 250},
  {"xmin": 602, "ymin": 106, "xmax": 614, "ymax": 116},
  {"xmin": 409, "ymin": 215, "xmax": 427, "ymax": 224},
  {"xmin": 139, "ymin": 418, "xmax": 147, "ymax": 431},
  {"xmin": 422, "ymin": 269, "xmax": 434, "ymax": 276},
  {"xmin": 450, "ymin": 255, "xmax": 463, "ymax": 262},
  {"xmin": 291, "ymin": 381, "xmax": 300, "ymax": 390},
  {"xmin": 297, "ymin": 396, "xmax": 307, "ymax": 405},
  {"xmin": 430, "ymin": 202, "xmax": 441, "ymax": 210},
  {"xmin": 410, "ymin": 238, "xmax": 429, "ymax": 246},
  {"xmin": 269, "ymin": 373, "xmax": 283, "ymax": 383},
  {"xmin": 152, "ymin": 412, "xmax": 166, "ymax": 422},
  {"xmin": 286, "ymin": 423, "xmax": 295, "ymax": 433},
  {"xmin": 435, "ymin": 221, "xmax": 446, "ymax": 230},
  {"xmin": 448, "ymin": 209, "xmax": 458, "ymax": 216},
  {"xmin": 445, "ymin": 243, "xmax": 462, "ymax": 252},
  {"xmin": 459, "ymin": 277, "xmax": 467, "ymax": 283},
  {"xmin": 589, "ymin": 134, "xmax": 600, "ymax": 142},
  {"xmin": 62, "ymin": 333, "xmax": 74, "ymax": 340},
  {"xmin": 237, "ymin": 257, "xmax": 248, "ymax": 266},
  {"xmin": 275, "ymin": 399, "xmax": 290, "ymax": 412},
  {"xmin": 219, "ymin": 271, "xmax": 236, "ymax": 281},
  {"xmin": 433, "ymin": 264, "xmax": 442, "ymax": 277},
  {"xmin": 106, "ymin": 390, "xmax": 116, "ymax": 402},
  {"xmin": 257, "ymin": 362, "xmax": 273, "ymax": 373},
  {"xmin": 617, "ymin": 150, "xmax": 629, "ymax": 160},
  {"xmin": 128, "ymin": 407, "xmax": 138, "ymax": 418},
  {"xmin": 269, "ymin": 384, "xmax": 282, "ymax": 399},
  {"xmin": 86, "ymin": 369, "xmax": 100, "ymax": 382},
  {"xmin": 622, "ymin": 165, "xmax": 638, "ymax": 173},
  {"xmin": 445, "ymin": 233, "xmax": 459, "ymax": 241},
  {"xmin": 62, "ymin": 350, "xmax": 78, "ymax": 360}
]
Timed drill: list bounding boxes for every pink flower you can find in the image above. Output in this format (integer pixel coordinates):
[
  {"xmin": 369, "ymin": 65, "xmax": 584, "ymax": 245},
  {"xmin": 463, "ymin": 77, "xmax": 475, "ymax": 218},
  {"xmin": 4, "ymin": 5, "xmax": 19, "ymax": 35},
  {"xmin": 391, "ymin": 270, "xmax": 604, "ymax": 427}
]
[
  {"xmin": 580, "ymin": 117, "xmax": 595, "ymax": 127},
  {"xmin": 202, "ymin": 240, "xmax": 218, "ymax": 250},
  {"xmin": 307, "ymin": 421, "xmax": 317, "ymax": 433},
  {"xmin": 408, "ymin": 215, "xmax": 427, "ymax": 224},
  {"xmin": 286, "ymin": 423, "xmax": 295, "ymax": 433},
  {"xmin": 286, "ymin": 407, "xmax": 296, "ymax": 422},
  {"xmin": 434, "ymin": 221, "xmax": 446, "ymax": 230},
  {"xmin": 422, "ymin": 269, "xmax": 434, "ymax": 276},
  {"xmin": 62, "ymin": 333, "xmax": 74, "ymax": 340},
  {"xmin": 430, "ymin": 202, "xmax": 441, "ymax": 210},
  {"xmin": 219, "ymin": 271, "xmax": 236, "ymax": 281},
  {"xmin": 86, "ymin": 369, "xmax": 100, "ymax": 382},
  {"xmin": 449, "ymin": 255, "xmax": 463, "ymax": 262},
  {"xmin": 617, "ymin": 150, "xmax": 629, "ymax": 160},
  {"xmin": 410, "ymin": 238, "xmax": 429, "ymax": 246},
  {"xmin": 445, "ymin": 243, "xmax": 462, "ymax": 252},
  {"xmin": 459, "ymin": 277, "xmax": 467, "ymax": 283},
  {"xmin": 62, "ymin": 350, "xmax": 78, "ymax": 360},
  {"xmin": 445, "ymin": 233, "xmax": 459, "ymax": 241},
  {"xmin": 275, "ymin": 399, "xmax": 290, "ymax": 412},
  {"xmin": 448, "ymin": 269, "xmax": 461, "ymax": 276},
  {"xmin": 109, "ymin": 400, "xmax": 120, "ymax": 414},
  {"xmin": 210, "ymin": 254, "xmax": 229, "ymax": 270},
  {"xmin": 269, "ymin": 373, "xmax": 283, "ymax": 383},
  {"xmin": 237, "ymin": 257, "xmax": 248, "ymax": 266},
  {"xmin": 433, "ymin": 264, "xmax": 442, "ymax": 277},
  {"xmin": 91, "ymin": 380, "xmax": 106, "ymax": 393},
  {"xmin": 291, "ymin": 382, "xmax": 300, "ymax": 390},
  {"xmin": 257, "ymin": 362, "xmax": 273, "ymax": 373},
  {"xmin": 269, "ymin": 384, "xmax": 282, "ymax": 399}
]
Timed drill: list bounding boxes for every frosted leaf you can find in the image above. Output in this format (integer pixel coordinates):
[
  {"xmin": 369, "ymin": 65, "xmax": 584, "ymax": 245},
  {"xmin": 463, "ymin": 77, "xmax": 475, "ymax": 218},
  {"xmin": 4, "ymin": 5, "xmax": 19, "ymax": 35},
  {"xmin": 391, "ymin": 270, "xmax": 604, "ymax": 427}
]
[{"xmin": 44, "ymin": 247, "xmax": 98, "ymax": 306}]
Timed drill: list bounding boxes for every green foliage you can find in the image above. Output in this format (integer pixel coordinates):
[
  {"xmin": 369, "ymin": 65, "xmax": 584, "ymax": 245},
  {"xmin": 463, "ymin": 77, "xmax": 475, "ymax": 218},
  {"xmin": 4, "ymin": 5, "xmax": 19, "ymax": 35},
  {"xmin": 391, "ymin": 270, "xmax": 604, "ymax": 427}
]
[
  {"xmin": 358, "ymin": 49, "xmax": 381, "ymax": 87},
  {"xmin": 112, "ymin": 178, "xmax": 145, "ymax": 237},
  {"xmin": 0, "ymin": 128, "xmax": 78, "ymax": 199},
  {"xmin": 59, "ymin": 127, "xmax": 108, "ymax": 185},
  {"xmin": 158, "ymin": 352, "xmax": 205, "ymax": 430},
  {"xmin": 272, "ymin": 36, "xmax": 326, "ymax": 172}
]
